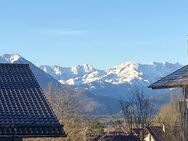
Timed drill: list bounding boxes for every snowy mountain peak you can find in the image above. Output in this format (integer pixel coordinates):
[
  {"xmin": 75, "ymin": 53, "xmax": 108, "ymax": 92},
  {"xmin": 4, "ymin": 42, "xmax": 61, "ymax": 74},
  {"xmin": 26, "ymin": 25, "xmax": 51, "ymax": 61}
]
[
  {"xmin": 10, "ymin": 53, "xmax": 21, "ymax": 63},
  {"xmin": 40, "ymin": 64, "xmax": 99, "ymax": 85},
  {"xmin": 71, "ymin": 64, "xmax": 96, "ymax": 74},
  {"xmin": 40, "ymin": 61, "xmax": 182, "ymax": 86},
  {"xmin": 51, "ymin": 66, "xmax": 62, "ymax": 75},
  {"xmin": 1, "ymin": 53, "xmax": 22, "ymax": 63},
  {"xmin": 104, "ymin": 62, "xmax": 141, "ymax": 84},
  {"xmin": 83, "ymin": 64, "xmax": 95, "ymax": 72},
  {"xmin": 109, "ymin": 61, "xmax": 139, "ymax": 74}
]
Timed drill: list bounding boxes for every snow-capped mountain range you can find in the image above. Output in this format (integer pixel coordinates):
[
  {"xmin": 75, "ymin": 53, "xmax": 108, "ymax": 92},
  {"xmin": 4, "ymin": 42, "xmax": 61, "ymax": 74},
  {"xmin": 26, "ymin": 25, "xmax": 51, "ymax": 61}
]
[
  {"xmin": 0, "ymin": 53, "xmax": 182, "ymax": 97},
  {"xmin": 40, "ymin": 61, "xmax": 182, "ymax": 99},
  {"xmin": 40, "ymin": 62, "xmax": 181, "ymax": 87}
]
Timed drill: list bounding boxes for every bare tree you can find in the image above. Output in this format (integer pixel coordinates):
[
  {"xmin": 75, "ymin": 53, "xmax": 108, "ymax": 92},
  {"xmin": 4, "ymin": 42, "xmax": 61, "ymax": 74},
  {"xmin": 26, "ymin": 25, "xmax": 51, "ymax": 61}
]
[
  {"xmin": 44, "ymin": 84, "xmax": 104, "ymax": 141},
  {"xmin": 119, "ymin": 86, "xmax": 154, "ymax": 140},
  {"xmin": 131, "ymin": 87, "xmax": 154, "ymax": 128},
  {"xmin": 119, "ymin": 99, "xmax": 134, "ymax": 132}
]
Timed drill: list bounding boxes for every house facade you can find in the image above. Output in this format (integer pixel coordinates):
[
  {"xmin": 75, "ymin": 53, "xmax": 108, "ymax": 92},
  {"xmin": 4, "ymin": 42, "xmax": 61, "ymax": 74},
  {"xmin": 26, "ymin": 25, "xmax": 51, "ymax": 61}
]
[{"xmin": 149, "ymin": 65, "xmax": 188, "ymax": 141}]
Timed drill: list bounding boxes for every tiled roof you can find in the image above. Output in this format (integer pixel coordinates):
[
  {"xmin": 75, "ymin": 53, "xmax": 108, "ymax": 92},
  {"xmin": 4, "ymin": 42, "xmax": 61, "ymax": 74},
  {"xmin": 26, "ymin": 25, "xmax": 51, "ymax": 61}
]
[
  {"xmin": 0, "ymin": 125, "xmax": 64, "ymax": 138},
  {"xmin": 0, "ymin": 64, "xmax": 65, "ymax": 137},
  {"xmin": 149, "ymin": 65, "xmax": 188, "ymax": 89}
]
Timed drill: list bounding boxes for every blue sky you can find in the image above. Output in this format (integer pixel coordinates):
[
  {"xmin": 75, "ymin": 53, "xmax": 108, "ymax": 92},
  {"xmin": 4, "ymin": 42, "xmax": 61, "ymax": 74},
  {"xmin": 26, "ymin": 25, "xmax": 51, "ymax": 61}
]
[{"xmin": 0, "ymin": 0, "xmax": 188, "ymax": 69}]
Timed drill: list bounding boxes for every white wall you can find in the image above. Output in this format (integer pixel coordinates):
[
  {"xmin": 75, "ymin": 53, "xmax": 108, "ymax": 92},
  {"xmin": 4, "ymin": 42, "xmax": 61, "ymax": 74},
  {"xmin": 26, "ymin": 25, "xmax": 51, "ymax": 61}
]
[{"xmin": 144, "ymin": 133, "xmax": 156, "ymax": 141}]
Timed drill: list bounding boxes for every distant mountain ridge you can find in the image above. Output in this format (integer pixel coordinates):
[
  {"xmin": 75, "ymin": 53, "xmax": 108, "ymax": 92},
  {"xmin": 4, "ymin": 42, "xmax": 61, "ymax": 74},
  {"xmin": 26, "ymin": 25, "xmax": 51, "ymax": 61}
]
[
  {"xmin": 40, "ymin": 62, "xmax": 181, "ymax": 86},
  {"xmin": 0, "ymin": 53, "xmax": 182, "ymax": 98},
  {"xmin": 40, "ymin": 62, "xmax": 182, "ymax": 99}
]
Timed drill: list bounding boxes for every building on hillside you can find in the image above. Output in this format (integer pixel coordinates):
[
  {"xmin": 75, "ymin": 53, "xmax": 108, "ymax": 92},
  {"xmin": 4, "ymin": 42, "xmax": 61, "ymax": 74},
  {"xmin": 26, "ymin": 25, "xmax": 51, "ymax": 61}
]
[
  {"xmin": 149, "ymin": 65, "xmax": 188, "ymax": 141},
  {"xmin": 0, "ymin": 64, "xmax": 65, "ymax": 141}
]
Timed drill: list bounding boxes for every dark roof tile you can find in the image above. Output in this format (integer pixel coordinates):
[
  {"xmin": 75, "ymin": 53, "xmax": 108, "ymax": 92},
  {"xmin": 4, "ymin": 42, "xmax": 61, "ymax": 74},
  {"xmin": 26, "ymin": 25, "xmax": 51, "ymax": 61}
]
[{"xmin": 0, "ymin": 64, "xmax": 65, "ymax": 137}]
